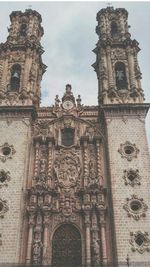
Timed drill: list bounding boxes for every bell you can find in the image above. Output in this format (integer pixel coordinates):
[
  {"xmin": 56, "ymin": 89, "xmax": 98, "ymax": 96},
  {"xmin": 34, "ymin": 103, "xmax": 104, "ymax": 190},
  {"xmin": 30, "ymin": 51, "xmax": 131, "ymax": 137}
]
[{"xmin": 12, "ymin": 71, "xmax": 19, "ymax": 78}]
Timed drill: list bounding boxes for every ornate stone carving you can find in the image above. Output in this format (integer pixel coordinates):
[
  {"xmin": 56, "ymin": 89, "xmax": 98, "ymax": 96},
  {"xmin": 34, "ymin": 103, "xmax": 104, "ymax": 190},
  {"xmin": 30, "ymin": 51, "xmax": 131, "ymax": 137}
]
[
  {"xmin": 54, "ymin": 151, "xmax": 81, "ymax": 192},
  {"xmin": 33, "ymin": 120, "xmax": 53, "ymax": 137},
  {"xmin": 123, "ymin": 195, "xmax": 148, "ymax": 220},
  {"xmin": 32, "ymin": 213, "xmax": 43, "ymax": 265},
  {"xmin": 123, "ymin": 169, "xmax": 141, "ymax": 186},
  {"xmin": 92, "ymin": 238, "xmax": 100, "ymax": 266},
  {"xmin": 0, "ymin": 170, "xmax": 11, "ymax": 187},
  {"xmin": 0, "ymin": 198, "xmax": 9, "ymax": 218},
  {"xmin": 130, "ymin": 231, "xmax": 150, "ymax": 253},
  {"xmin": 118, "ymin": 141, "xmax": 139, "ymax": 161},
  {"xmin": 0, "ymin": 143, "xmax": 16, "ymax": 162}
]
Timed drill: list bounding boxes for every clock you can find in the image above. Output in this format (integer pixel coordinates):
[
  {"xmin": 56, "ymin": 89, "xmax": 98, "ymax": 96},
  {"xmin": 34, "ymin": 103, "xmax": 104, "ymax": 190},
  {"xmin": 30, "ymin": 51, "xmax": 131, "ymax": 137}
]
[{"xmin": 62, "ymin": 100, "xmax": 74, "ymax": 110}]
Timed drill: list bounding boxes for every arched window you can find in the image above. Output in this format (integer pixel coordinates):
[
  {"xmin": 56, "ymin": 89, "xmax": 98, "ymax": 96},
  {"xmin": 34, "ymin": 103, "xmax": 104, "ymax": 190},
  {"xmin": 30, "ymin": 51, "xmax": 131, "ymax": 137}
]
[
  {"xmin": 19, "ymin": 24, "xmax": 27, "ymax": 37},
  {"xmin": 111, "ymin": 21, "xmax": 118, "ymax": 37},
  {"xmin": 10, "ymin": 64, "xmax": 21, "ymax": 92},
  {"xmin": 61, "ymin": 128, "xmax": 74, "ymax": 147},
  {"xmin": 115, "ymin": 62, "xmax": 127, "ymax": 90}
]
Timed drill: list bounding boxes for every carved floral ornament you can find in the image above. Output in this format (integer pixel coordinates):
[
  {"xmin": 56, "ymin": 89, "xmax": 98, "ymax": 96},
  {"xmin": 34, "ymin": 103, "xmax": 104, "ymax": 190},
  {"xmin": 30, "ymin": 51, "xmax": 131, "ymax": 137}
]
[
  {"xmin": 0, "ymin": 143, "xmax": 16, "ymax": 162},
  {"xmin": 118, "ymin": 141, "xmax": 139, "ymax": 161},
  {"xmin": 0, "ymin": 169, "xmax": 11, "ymax": 187},
  {"xmin": 123, "ymin": 195, "xmax": 148, "ymax": 220},
  {"xmin": 123, "ymin": 169, "xmax": 141, "ymax": 187},
  {"xmin": 0, "ymin": 198, "xmax": 9, "ymax": 218},
  {"xmin": 130, "ymin": 231, "xmax": 150, "ymax": 254},
  {"xmin": 54, "ymin": 151, "xmax": 81, "ymax": 192}
]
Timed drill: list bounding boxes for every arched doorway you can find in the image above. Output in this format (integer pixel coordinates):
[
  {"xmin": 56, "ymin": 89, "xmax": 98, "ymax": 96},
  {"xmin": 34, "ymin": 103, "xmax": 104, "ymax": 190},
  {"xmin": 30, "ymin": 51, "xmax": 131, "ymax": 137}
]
[{"xmin": 52, "ymin": 224, "xmax": 82, "ymax": 267}]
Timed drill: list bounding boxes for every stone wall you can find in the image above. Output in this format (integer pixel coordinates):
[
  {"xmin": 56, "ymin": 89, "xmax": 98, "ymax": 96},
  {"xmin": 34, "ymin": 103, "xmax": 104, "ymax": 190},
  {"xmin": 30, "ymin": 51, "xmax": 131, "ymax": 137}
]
[
  {"xmin": 0, "ymin": 117, "xmax": 31, "ymax": 263},
  {"xmin": 105, "ymin": 108, "xmax": 150, "ymax": 264}
]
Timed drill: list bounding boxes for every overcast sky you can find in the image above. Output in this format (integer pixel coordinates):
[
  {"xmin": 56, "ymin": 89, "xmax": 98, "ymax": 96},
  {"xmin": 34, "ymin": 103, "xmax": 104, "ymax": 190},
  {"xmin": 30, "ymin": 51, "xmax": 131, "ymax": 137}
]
[{"xmin": 0, "ymin": 1, "xmax": 150, "ymax": 146}]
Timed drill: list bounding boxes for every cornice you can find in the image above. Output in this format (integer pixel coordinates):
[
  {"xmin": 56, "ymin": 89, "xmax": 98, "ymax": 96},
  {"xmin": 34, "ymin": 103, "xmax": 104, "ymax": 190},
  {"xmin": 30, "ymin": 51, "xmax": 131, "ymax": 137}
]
[
  {"xmin": 0, "ymin": 106, "xmax": 37, "ymax": 119},
  {"xmin": 100, "ymin": 103, "xmax": 150, "ymax": 118}
]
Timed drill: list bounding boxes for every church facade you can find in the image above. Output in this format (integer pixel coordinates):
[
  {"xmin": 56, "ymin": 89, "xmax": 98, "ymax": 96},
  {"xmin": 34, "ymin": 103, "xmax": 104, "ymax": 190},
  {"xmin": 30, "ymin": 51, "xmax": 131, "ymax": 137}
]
[{"xmin": 0, "ymin": 6, "xmax": 150, "ymax": 267}]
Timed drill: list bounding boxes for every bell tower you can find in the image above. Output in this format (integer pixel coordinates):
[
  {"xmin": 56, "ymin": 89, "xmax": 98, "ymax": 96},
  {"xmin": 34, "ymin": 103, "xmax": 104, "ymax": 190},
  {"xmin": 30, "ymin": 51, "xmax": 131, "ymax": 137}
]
[
  {"xmin": 93, "ymin": 6, "xmax": 150, "ymax": 266},
  {"xmin": 93, "ymin": 6, "xmax": 144, "ymax": 104},
  {"xmin": 0, "ymin": 9, "xmax": 46, "ymax": 107}
]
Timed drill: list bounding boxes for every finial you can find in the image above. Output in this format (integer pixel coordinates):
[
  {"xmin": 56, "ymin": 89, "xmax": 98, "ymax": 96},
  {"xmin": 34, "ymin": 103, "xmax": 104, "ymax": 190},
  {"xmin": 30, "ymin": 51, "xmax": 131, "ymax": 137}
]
[
  {"xmin": 66, "ymin": 84, "xmax": 72, "ymax": 93},
  {"xmin": 107, "ymin": 2, "xmax": 113, "ymax": 8}
]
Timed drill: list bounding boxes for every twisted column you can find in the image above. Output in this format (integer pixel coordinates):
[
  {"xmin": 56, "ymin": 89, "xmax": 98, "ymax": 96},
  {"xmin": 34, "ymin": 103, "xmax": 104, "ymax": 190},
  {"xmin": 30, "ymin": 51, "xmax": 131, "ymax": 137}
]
[
  {"xmin": 34, "ymin": 141, "xmax": 40, "ymax": 177},
  {"xmin": 96, "ymin": 139, "xmax": 103, "ymax": 186},
  {"xmin": 47, "ymin": 141, "xmax": 53, "ymax": 187},
  {"xmin": 83, "ymin": 139, "xmax": 88, "ymax": 187}
]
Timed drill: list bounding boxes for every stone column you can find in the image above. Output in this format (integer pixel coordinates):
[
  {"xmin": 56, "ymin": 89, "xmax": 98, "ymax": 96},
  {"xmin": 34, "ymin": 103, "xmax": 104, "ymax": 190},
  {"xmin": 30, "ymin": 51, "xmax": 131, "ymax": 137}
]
[
  {"xmin": 99, "ymin": 210, "xmax": 108, "ymax": 264},
  {"xmin": 26, "ymin": 213, "xmax": 35, "ymax": 264},
  {"xmin": 91, "ymin": 211, "xmax": 101, "ymax": 265},
  {"xmin": 22, "ymin": 48, "xmax": 31, "ymax": 91},
  {"xmin": 82, "ymin": 138, "xmax": 89, "ymax": 187},
  {"xmin": 47, "ymin": 139, "xmax": 53, "ymax": 187},
  {"xmin": 85, "ymin": 211, "xmax": 91, "ymax": 267},
  {"xmin": 106, "ymin": 46, "xmax": 114, "ymax": 89},
  {"xmin": 126, "ymin": 47, "xmax": 136, "ymax": 89},
  {"xmin": 33, "ymin": 141, "xmax": 40, "ymax": 181},
  {"xmin": 96, "ymin": 138, "xmax": 103, "ymax": 187},
  {"xmin": 42, "ymin": 214, "xmax": 50, "ymax": 265},
  {"xmin": 1, "ymin": 56, "xmax": 9, "ymax": 91}
]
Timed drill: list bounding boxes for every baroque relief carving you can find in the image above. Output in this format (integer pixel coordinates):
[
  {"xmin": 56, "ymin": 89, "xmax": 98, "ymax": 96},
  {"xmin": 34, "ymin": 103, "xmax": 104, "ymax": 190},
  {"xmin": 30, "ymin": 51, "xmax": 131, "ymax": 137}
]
[
  {"xmin": 0, "ymin": 170, "xmax": 11, "ymax": 187},
  {"xmin": 130, "ymin": 231, "xmax": 150, "ymax": 253},
  {"xmin": 123, "ymin": 195, "xmax": 148, "ymax": 220},
  {"xmin": 123, "ymin": 169, "xmax": 141, "ymax": 186},
  {"xmin": 0, "ymin": 198, "xmax": 9, "ymax": 218},
  {"xmin": 0, "ymin": 143, "xmax": 16, "ymax": 162},
  {"xmin": 54, "ymin": 151, "xmax": 81, "ymax": 192},
  {"xmin": 118, "ymin": 141, "xmax": 139, "ymax": 161}
]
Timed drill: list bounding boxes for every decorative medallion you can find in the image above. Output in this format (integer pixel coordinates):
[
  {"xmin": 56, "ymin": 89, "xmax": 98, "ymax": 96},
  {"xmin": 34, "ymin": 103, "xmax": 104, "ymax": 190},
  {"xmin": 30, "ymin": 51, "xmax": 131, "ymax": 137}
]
[
  {"xmin": 0, "ymin": 170, "xmax": 11, "ymax": 187},
  {"xmin": 123, "ymin": 195, "xmax": 148, "ymax": 220},
  {"xmin": 54, "ymin": 151, "xmax": 81, "ymax": 192},
  {"xmin": 123, "ymin": 169, "xmax": 141, "ymax": 187},
  {"xmin": 0, "ymin": 198, "xmax": 9, "ymax": 218},
  {"xmin": 130, "ymin": 231, "xmax": 150, "ymax": 253},
  {"xmin": 118, "ymin": 141, "xmax": 139, "ymax": 161},
  {"xmin": 0, "ymin": 143, "xmax": 16, "ymax": 162}
]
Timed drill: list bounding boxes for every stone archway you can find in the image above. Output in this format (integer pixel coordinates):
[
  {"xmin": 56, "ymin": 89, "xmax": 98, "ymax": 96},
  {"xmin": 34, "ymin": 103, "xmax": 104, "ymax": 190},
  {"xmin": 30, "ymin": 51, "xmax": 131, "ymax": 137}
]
[{"xmin": 52, "ymin": 224, "xmax": 82, "ymax": 267}]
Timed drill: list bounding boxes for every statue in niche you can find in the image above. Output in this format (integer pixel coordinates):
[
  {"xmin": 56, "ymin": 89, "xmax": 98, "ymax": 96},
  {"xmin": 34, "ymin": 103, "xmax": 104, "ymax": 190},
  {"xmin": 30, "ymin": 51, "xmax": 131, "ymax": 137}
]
[
  {"xmin": 32, "ymin": 232, "xmax": 43, "ymax": 265},
  {"xmin": 92, "ymin": 239, "xmax": 100, "ymax": 266}
]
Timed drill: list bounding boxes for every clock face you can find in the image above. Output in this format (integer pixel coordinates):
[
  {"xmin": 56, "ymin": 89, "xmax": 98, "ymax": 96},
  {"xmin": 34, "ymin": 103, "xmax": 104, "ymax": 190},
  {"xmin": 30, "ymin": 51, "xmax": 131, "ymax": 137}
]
[{"xmin": 62, "ymin": 100, "xmax": 74, "ymax": 110}]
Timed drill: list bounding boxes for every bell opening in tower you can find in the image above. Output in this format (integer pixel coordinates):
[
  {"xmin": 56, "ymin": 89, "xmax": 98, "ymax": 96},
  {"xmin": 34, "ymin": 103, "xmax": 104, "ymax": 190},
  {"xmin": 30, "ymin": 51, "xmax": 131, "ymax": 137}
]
[{"xmin": 115, "ymin": 62, "xmax": 128, "ymax": 90}]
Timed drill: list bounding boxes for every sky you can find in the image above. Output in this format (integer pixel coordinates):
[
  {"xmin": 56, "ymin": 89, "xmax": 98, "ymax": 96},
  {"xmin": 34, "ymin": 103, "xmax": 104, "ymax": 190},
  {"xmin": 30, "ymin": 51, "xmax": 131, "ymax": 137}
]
[{"xmin": 0, "ymin": 1, "xmax": 150, "ymax": 146}]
